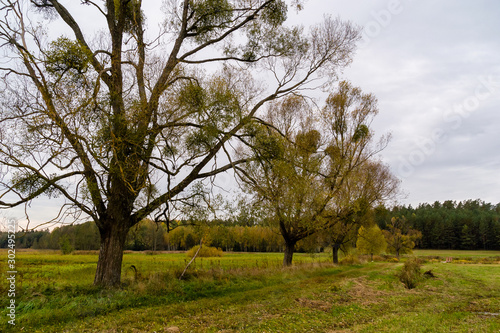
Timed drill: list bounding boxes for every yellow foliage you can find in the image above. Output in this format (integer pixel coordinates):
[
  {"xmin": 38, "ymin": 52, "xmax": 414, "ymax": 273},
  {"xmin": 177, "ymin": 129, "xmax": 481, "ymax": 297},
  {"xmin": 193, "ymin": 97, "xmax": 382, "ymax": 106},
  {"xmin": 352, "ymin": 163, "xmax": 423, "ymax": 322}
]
[{"xmin": 186, "ymin": 245, "xmax": 223, "ymax": 258}]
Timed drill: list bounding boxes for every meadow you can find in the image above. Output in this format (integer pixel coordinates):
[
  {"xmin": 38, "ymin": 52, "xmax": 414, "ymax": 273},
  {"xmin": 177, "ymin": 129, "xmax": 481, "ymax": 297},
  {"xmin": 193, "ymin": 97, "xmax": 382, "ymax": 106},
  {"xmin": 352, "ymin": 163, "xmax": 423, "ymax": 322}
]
[{"xmin": 1, "ymin": 249, "xmax": 499, "ymax": 332}]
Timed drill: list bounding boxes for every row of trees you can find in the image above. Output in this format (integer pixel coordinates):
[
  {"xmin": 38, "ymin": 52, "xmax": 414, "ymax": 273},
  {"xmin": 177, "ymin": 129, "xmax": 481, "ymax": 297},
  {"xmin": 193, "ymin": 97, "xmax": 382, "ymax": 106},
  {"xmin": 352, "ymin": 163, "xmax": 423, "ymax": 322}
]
[
  {"xmin": 0, "ymin": 213, "xmax": 422, "ymax": 258},
  {"xmin": 4, "ymin": 198, "xmax": 499, "ymax": 254},
  {"xmin": 375, "ymin": 200, "xmax": 500, "ymax": 250},
  {"xmin": 0, "ymin": 221, "xmax": 284, "ymax": 252}
]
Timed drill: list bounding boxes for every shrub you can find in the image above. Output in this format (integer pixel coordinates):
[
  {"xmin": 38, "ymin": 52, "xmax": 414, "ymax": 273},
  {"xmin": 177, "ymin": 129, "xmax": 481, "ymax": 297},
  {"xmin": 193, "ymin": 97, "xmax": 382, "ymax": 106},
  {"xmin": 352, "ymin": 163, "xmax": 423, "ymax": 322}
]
[
  {"xmin": 387, "ymin": 257, "xmax": 399, "ymax": 263},
  {"xmin": 339, "ymin": 254, "xmax": 361, "ymax": 266},
  {"xmin": 398, "ymin": 257, "xmax": 422, "ymax": 289},
  {"xmin": 454, "ymin": 259, "xmax": 472, "ymax": 264},
  {"xmin": 186, "ymin": 245, "xmax": 223, "ymax": 258}
]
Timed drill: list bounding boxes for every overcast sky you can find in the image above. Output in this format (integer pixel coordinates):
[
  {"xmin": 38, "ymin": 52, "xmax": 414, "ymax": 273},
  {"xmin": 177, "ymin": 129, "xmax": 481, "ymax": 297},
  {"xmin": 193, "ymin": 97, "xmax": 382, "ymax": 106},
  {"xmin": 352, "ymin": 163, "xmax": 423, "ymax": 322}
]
[
  {"xmin": 288, "ymin": 0, "xmax": 500, "ymax": 207},
  {"xmin": 3, "ymin": 0, "xmax": 500, "ymax": 229}
]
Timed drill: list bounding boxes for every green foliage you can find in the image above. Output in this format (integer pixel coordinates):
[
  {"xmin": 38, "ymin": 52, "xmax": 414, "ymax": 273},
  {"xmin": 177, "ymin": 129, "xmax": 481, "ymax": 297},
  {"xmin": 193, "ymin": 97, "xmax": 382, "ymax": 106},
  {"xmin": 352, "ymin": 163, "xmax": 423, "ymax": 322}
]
[
  {"xmin": 0, "ymin": 230, "xmax": 48, "ymax": 249},
  {"xmin": 260, "ymin": 0, "xmax": 288, "ymax": 27},
  {"xmin": 295, "ymin": 129, "xmax": 321, "ymax": 154},
  {"xmin": 118, "ymin": 0, "xmax": 144, "ymax": 34},
  {"xmin": 178, "ymin": 81, "xmax": 206, "ymax": 114},
  {"xmin": 238, "ymin": 11, "xmax": 307, "ymax": 61},
  {"xmin": 383, "ymin": 216, "xmax": 422, "ymax": 258},
  {"xmin": 25, "ymin": 222, "xmax": 100, "ymax": 251},
  {"xmin": 323, "ymin": 81, "xmax": 375, "ymax": 142},
  {"xmin": 182, "ymin": 75, "xmax": 242, "ymax": 153},
  {"xmin": 126, "ymin": 219, "xmax": 166, "ymax": 251},
  {"xmin": 398, "ymin": 257, "xmax": 422, "ymax": 289},
  {"xmin": 11, "ymin": 171, "xmax": 59, "ymax": 198},
  {"xmin": 460, "ymin": 224, "xmax": 476, "ymax": 250},
  {"xmin": 252, "ymin": 128, "xmax": 284, "ymax": 161},
  {"xmin": 190, "ymin": 0, "xmax": 234, "ymax": 43},
  {"xmin": 1, "ymin": 0, "xmax": 366, "ymax": 288},
  {"xmin": 352, "ymin": 124, "xmax": 369, "ymax": 142},
  {"xmin": 59, "ymin": 236, "xmax": 74, "ymax": 255},
  {"xmin": 45, "ymin": 37, "xmax": 92, "ymax": 78},
  {"xmin": 204, "ymin": 76, "xmax": 241, "ymax": 127},
  {"xmin": 356, "ymin": 225, "xmax": 387, "ymax": 260},
  {"xmin": 186, "ymin": 244, "xmax": 223, "ymax": 258},
  {"xmin": 376, "ymin": 200, "xmax": 500, "ymax": 250},
  {"xmin": 324, "ymin": 144, "xmax": 341, "ymax": 162}
]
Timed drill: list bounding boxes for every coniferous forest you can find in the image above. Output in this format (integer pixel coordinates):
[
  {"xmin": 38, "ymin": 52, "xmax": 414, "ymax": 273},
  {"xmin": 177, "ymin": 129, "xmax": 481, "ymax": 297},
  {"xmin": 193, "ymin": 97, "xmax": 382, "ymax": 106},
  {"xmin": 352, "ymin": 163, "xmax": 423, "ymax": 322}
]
[{"xmin": 376, "ymin": 200, "xmax": 500, "ymax": 251}]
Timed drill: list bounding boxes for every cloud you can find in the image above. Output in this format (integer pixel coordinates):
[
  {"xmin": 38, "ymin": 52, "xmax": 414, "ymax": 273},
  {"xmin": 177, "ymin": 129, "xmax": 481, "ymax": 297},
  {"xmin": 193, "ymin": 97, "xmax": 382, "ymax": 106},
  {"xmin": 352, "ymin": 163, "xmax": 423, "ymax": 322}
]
[
  {"xmin": 326, "ymin": 0, "xmax": 500, "ymax": 206},
  {"xmin": 7, "ymin": 1, "xmax": 500, "ymax": 229}
]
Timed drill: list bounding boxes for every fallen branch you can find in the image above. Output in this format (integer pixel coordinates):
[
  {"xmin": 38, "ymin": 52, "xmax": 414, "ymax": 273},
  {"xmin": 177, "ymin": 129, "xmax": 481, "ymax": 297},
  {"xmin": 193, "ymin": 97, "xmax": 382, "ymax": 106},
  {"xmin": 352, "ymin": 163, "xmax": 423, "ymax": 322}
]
[{"xmin": 179, "ymin": 238, "xmax": 203, "ymax": 280}]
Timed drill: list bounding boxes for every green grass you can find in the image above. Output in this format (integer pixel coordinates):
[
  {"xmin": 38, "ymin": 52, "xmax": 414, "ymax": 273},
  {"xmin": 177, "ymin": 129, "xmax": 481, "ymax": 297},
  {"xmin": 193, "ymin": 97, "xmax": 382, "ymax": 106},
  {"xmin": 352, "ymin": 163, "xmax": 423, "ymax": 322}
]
[
  {"xmin": 414, "ymin": 249, "xmax": 500, "ymax": 258},
  {"xmin": 1, "ymin": 249, "xmax": 499, "ymax": 332}
]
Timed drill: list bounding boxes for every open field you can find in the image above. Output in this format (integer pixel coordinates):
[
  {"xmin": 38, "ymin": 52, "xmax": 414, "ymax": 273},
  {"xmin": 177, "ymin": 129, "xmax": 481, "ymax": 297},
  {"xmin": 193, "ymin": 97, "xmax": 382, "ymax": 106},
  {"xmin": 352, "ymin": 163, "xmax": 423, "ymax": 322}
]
[
  {"xmin": 414, "ymin": 249, "xmax": 500, "ymax": 259},
  {"xmin": 1, "ymin": 250, "xmax": 499, "ymax": 332}
]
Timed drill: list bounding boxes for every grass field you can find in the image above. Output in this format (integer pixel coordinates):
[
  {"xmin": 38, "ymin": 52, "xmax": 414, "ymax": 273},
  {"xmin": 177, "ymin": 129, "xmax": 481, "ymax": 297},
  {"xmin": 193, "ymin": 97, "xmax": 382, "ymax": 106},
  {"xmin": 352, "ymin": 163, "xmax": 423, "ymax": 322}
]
[{"xmin": 1, "ymin": 249, "xmax": 499, "ymax": 332}]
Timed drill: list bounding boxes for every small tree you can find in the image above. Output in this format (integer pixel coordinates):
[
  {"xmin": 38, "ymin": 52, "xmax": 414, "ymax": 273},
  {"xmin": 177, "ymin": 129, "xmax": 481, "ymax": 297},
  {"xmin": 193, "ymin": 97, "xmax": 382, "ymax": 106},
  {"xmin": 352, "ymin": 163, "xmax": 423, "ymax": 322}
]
[
  {"xmin": 383, "ymin": 217, "xmax": 422, "ymax": 258},
  {"xmin": 327, "ymin": 160, "xmax": 400, "ymax": 264},
  {"xmin": 59, "ymin": 235, "xmax": 74, "ymax": 255},
  {"xmin": 356, "ymin": 225, "xmax": 386, "ymax": 261}
]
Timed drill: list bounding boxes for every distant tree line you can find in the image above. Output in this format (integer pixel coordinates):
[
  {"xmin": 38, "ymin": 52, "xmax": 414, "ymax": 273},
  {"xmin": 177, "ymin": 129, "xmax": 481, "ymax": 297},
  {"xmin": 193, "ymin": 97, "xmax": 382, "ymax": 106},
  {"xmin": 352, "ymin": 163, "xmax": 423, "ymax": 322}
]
[
  {"xmin": 375, "ymin": 199, "xmax": 500, "ymax": 250},
  {"xmin": 2, "ymin": 199, "xmax": 499, "ymax": 252},
  {"xmin": 0, "ymin": 220, "xmax": 285, "ymax": 253}
]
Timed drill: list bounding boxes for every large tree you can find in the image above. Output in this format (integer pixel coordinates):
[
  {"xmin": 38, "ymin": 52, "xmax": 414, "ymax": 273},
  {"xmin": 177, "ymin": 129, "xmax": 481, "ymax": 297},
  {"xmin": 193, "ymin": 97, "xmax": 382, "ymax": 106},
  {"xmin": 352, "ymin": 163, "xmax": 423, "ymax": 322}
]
[
  {"xmin": 0, "ymin": 0, "xmax": 360, "ymax": 286},
  {"xmin": 237, "ymin": 81, "xmax": 395, "ymax": 266},
  {"xmin": 236, "ymin": 95, "xmax": 331, "ymax": 266}
]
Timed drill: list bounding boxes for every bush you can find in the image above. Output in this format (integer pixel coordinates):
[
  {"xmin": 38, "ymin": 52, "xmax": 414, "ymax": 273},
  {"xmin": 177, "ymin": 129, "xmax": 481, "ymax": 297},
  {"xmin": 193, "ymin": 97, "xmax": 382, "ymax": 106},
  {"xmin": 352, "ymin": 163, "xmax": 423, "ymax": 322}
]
[
  {"xmin": 186, "ymin": 245, "xmax": 223, "ymax": 258},
  {"xmin": 454, "ymin": 259, "xmax": 472, "ymax": 264},
  {"xmin": 339, "ymin": 254, "xmax": 362, "ymax": 266},
  {"xmin": 398, "ymin": 257, "xmax": 422, "ymax": 289}
]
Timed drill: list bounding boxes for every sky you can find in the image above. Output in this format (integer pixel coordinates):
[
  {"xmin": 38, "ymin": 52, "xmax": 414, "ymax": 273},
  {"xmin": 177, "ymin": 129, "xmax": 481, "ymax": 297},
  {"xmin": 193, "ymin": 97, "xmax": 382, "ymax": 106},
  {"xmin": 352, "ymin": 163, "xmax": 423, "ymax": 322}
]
[
  {"xmin": 2, "ymin": 0, "xmax": 500, "ymax": 229},
  {"xmin": 288, "ymin": 0, "xmax": 500, "ymax": 207}
]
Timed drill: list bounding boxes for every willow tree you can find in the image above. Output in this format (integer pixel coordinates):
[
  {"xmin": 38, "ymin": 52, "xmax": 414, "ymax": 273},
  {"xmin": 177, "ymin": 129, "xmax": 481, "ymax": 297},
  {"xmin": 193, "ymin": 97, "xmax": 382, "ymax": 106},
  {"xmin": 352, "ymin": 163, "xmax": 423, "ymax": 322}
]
[
  {"xmin": 0, "ymin": 0, "xmax": 360, "ymax": 286},
  {"xmin": 236, "ymin": 95, "xmax": 325, "ymax": 266},
  {"xmin": 238, "ymin": 81, "xmax": 398, "ymax": 266},
  {"xmin": 327, "ymin": 159, "xmax": 400, "ymax": 264}
]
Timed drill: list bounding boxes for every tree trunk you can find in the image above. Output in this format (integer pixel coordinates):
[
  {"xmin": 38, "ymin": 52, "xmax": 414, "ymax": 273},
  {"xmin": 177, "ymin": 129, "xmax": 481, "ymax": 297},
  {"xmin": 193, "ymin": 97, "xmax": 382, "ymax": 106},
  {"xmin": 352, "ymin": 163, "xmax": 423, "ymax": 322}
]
[
  {"xmin": 332, "ymin": 243, "xmax": 341, "ymax": 264},
  {"xmin": 94, "ymin": 223, "xmax": 130, "ymax": 287},
  {"xmin": 283, "ymin": 241, "xmax": 296, "ymax": 267}
]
